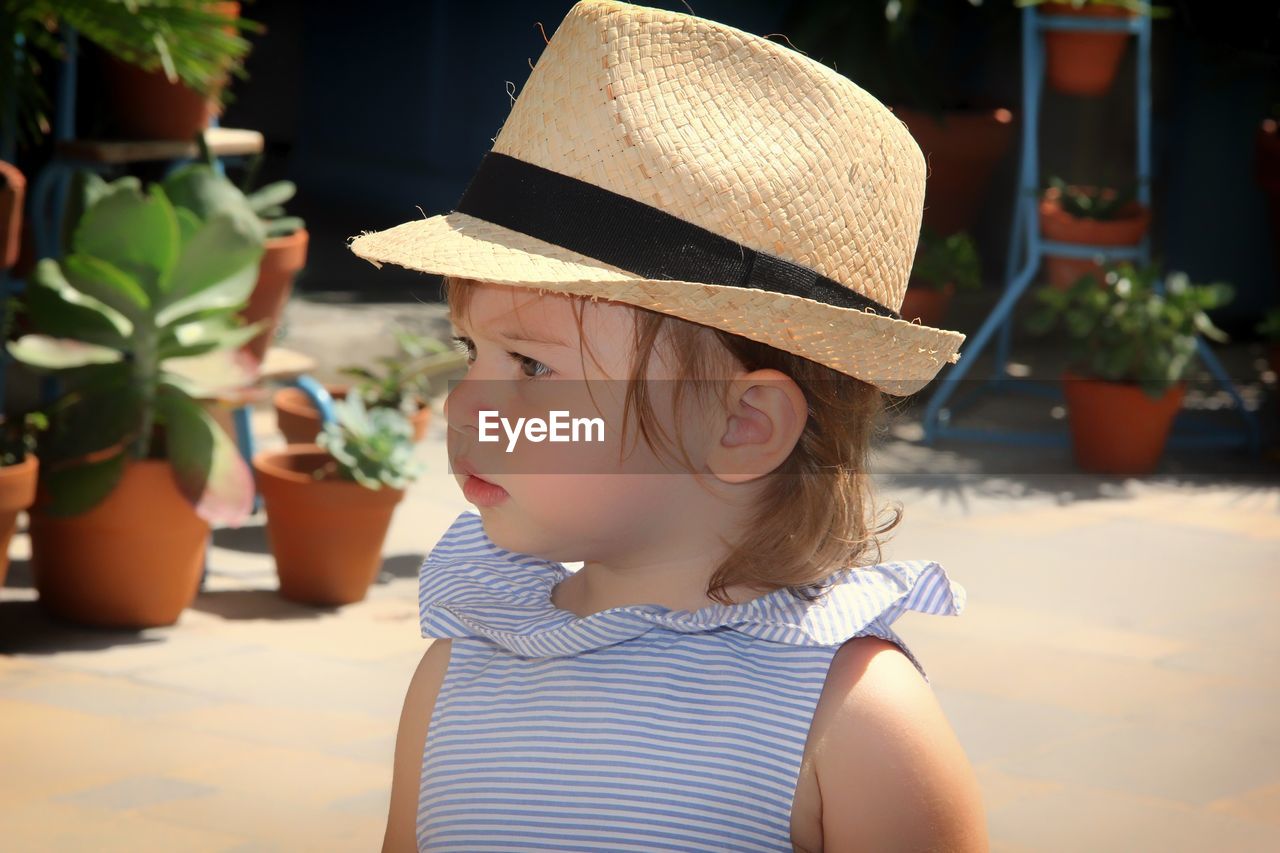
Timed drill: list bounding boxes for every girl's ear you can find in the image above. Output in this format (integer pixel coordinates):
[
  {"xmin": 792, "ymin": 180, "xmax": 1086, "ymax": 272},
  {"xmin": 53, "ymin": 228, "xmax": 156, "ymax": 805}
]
[{"xmin": 706, "ymin": 369, "xmax": 807, "ymax": 484}]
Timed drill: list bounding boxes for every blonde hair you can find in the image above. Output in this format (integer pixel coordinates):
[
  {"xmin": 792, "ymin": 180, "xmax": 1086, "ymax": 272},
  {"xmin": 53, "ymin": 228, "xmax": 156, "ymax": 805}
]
[{"xmin": 444, "ymin": 277, "xmax": 903, "ymax": 605}]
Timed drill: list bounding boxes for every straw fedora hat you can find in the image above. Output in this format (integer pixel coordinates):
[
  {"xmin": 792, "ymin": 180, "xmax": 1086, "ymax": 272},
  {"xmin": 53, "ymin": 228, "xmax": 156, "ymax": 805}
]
[{"xmin": 348, "ymin": 0, "xmax": 965, "ymax": 396}]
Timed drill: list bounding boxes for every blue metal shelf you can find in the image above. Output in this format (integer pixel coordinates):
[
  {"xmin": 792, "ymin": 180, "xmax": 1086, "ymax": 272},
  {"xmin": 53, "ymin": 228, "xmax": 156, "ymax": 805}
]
[{"xmin": 920, "ymin": 7, "xmax": 1261, "ymax": 459}]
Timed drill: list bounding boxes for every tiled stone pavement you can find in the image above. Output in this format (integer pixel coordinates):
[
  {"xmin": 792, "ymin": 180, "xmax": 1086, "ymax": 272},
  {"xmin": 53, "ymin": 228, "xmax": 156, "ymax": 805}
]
[{"xmin": 3, "ymin": 311, "xmax": 1279, "ymax": 850}]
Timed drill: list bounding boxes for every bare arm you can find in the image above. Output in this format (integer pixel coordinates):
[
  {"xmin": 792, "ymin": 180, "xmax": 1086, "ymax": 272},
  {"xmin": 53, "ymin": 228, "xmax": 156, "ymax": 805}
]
[
  {"xmin": 383, "ymin": 639, "xmax": 452, "ymax": 853},
  {"xmin": 812, "ymin": 637, "xmax": 989, "ymax": 852}
]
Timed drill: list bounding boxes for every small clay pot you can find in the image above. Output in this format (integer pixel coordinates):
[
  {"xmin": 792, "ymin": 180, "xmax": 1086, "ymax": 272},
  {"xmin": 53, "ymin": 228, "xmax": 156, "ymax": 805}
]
[
  {"xmin": 99, "ymin": 2, "xmax": 242, "ymax": 140},
  {"xmin": 29, "ymin": 459, "xmax": 210, "ymax": 628},
  {"xmin": 0, "ymin": 455, "xmax": 39, "ymax": 589},
  {"xmin": 899, "ymin": 281, "xmax": 956, "ymax": 329},
  {"xmin": 254, "ymin": 446, "xmax": 405, "ymax": 606},
  {"xmin": 239, "ymin": 228, "xmax": 309, "ymax": 361},
  {"xmin": 895, "ymin": 106, "xmax": 1016, "ymax": 236},
  {"xmin": 1041, "ymin": 3, "xmax": 1134, "ymax": 97},
  {"xmin": 0, "ymin": 160, "xmax": 26, "ymax": 270},
  {"xmin": 1039, "ymin": 185, "xmax": 1150, "ymax": 289},
  {"xmin": 1062, "ymin": 367, "xmax": 1184, "ymax": 475}
]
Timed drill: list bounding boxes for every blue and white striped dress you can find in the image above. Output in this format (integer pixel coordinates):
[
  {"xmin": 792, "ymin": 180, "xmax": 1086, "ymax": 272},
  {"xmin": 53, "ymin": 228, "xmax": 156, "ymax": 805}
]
[{"xmin": 416, "ymin": 511, "xmax": 967, "ymax": 852}]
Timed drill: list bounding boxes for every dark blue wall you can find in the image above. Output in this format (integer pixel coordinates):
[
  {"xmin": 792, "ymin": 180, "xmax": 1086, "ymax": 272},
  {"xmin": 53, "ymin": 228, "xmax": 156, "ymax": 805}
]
[{"xmin": 217, "ymin": 0, "xmax": 1277, "ymax": 331}]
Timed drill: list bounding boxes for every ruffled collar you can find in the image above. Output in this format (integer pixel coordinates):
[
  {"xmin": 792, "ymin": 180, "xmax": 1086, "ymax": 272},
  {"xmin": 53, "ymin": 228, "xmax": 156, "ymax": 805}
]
[{"xmin": 419, "ymin": 511, "xmax": 966, "ymax": 659}]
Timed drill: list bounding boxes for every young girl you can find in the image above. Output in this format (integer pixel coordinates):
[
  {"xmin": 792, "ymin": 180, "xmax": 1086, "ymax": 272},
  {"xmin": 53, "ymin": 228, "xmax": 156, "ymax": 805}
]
[{"xmin": 350, "ymin": 2, "xmax": 986, "ymax": 850}]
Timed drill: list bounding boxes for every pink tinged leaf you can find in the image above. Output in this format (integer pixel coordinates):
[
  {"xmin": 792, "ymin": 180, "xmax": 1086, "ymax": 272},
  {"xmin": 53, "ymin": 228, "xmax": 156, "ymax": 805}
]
[
  {"xmin": 6, "ymin": 334, "xmax": 124, "ymax": 370},
  {"xmin": 156, "ymin": 387, "xmax": 255, "ymax": 526},
  {"xmin": 161, "ymin": 346, "xmax": 263, "ymax": 398}
]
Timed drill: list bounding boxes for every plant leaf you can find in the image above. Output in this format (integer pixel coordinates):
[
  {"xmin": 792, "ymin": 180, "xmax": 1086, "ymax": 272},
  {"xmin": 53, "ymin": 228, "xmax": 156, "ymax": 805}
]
[
  {"xmin": 155, "ymin": 206, "xmax": 265, "ymax": 327},
  {"xmin": 71, "ymin": 179, "xmax": 180, "ymax": 301},
  {"xmin": 162, "ymin": 163, "xmax": 253, "ymax": 221},
  {"xmin": 155, "ymin": 386, "xmax": 255, "ymax": 526},
  {"xmin": 159, "ymin": 317, "xmax": 268, "ymax": 361},
  {"xmin": 7, "ymin": 335, "xmax": 124, "ymax": 370},
  {"xmin": 161, "ymin": 347, "xmax": 262, "ymax": 399},
  {"xmin": 59, "ymin": 170, "xmax": 116, "ymax": 255},
  {"xmin": 27, "ymin": 259, "xmax": 133, "ymax": 345},
  {"xmin": 62, "ymin": 253, "xmax": 152, "ymax": 320},
  {"xmin": 246, "ymin": 180, "xmax": 296, "ymax": 211}
]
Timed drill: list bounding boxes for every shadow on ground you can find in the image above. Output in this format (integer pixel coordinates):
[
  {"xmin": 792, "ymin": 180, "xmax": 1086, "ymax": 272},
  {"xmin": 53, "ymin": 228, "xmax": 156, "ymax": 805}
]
[
  {"xmin": 211, "ymin": 524, "xmax": 272, "ymax": 554},
  {"xmin": 0, "ymin": 596, "xmax": 169, "ymax": 655},
  {"xmin": 188, "ymin": 589, "xmax": 333, "ymax": 622}
]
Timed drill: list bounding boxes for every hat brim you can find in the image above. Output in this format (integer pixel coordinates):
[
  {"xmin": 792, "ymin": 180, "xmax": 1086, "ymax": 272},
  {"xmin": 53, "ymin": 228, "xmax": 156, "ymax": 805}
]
[{"xmin": 348, "ymin": 211, "xmax": 964, "ymax": 396}]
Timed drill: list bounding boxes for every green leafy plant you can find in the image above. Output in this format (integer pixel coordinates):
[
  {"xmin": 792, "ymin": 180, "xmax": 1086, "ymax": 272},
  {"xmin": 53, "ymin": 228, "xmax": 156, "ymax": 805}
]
[
  {"xmin": 1045, "ymin": 176, "xmax": 1140, "ymax": 221},
  {"xmin": 910, "ymin": 227, "xmax": 982, "ymax": 292},
  {"xmin": 1025, "ymin": 262, "xmax": 1234, "ymax": 398},
  {"xmin": 1013, "ymin": 0, "xmax": 1173, "ymax": 18},
  {"xmin": 0, "ymin": 1, "xmax": 264, "ymax": 151},
  {"xmin": 5, "ymin": 165, "xmax": 267, "ymax": 520},
  {"xmin": 0, "ymin": 410, "xmax": 49, "ymax": 467},
  {"xmin": 192, "ymin": 134, "xmax": 305, "ymax": 239},
  {"xmin": 339, "ymin": 329, "xmax": 467, "ymax": 415},
  {"xmin": 315, "ymin": 394, "xmax": 425, "ymax": 490},
  {"xmin": 1256, "ymin": 306, "xmax": 1280, "ymax": 341}
]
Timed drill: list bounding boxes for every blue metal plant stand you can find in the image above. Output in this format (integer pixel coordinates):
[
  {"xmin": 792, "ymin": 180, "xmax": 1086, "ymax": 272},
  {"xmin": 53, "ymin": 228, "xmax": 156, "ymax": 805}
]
[{"xmin": 920, "ymin": 7, "xmax": 1260, "ymax": 456}]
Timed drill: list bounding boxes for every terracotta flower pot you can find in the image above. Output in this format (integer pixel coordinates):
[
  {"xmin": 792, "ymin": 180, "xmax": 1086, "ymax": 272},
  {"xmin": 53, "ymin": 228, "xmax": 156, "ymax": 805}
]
[
  {"xmin": 1039, "ymin": 185, "xmax": 1150, "ymax": 289},
  {"xmin": 895, "ymin": 106, "xmax": 1016, "ymax": 236},
  {"xmin": 0, "ymin": 455, "xmax": 39, "ymax": 589},
  {"xmin": 1255, "ymin": 119, "xmax": 1280, "ymax": 284},
  {"xmin": 1062, "ymin": 367, "xmax": 1184, "ymax": 475},
  {"xmin": 1041, "ymin": 3, "xmax": 1134, "ymax": 97},
  {"xmin": 100, "ymin": 2, "xmax": 242, "ymax": 140},
  {"xmin": 0, "ymin": 160, "xmax": 26, "ymax": 269},
  {"xmin": 254, "ymin": 446, "xmax": 405, "ymax": 606},
  {"xmin": 29, "ymin": 459, "xmax": 210, "ymax": 628},
  {"xmin": 239, "ymin": 228, "xmax": 309, "ymax": 361},
  {"xmin": 899, "ymin": 281, "xmax": 956, "ymax": 329},
  {"xmin": 273, "ymin": 385, "xmax": 432, "ymax": 445}
]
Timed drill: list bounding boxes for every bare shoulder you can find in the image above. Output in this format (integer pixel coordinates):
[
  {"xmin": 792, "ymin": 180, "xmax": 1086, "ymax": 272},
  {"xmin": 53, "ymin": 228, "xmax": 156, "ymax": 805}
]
[
  {"xmin": 808, "ymin": 636, "xmax": 989, "ymax": 852},
  {"xmin": 383, "ymin": 639, "xmax": 453, "ymax": 853}
]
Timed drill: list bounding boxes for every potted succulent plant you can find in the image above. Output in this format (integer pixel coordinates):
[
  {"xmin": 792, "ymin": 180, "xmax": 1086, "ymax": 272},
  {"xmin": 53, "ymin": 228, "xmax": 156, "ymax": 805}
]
[
  {"xmin": 1014, "ymin": 0, "xmax": 1172, "ymax": 97},
  {"xmin": 184, "ymin": 135, "xmax": 308, "ymax": 361},
  {"xmin": 0, "ymin": 410, "xmax": 45, "ymax": 589},
  {"xmin": 273, "ymin": 328, "xmax": 465, "ymax": 445},
  {"xmin": 5, "ymin": 166, "xmax": 265, "ymax": 628},
  {"xmin": 1257, "ymin": 307, "xmax": 1280, "ymax": 382},
  {"xmin": 902, "ymin": 228, "xmax": 982, "ymax": 328},
  {"xmin": 254, "ymin": 395, "xmax": 425, "ymax": 606},
  {"xmin": 1039, "ymin": 176, "xmax": 1151, "ymax": 290},
  {"xmin": 1025, "ymin": 262, "xmax": 1234, "ymax": 475}
]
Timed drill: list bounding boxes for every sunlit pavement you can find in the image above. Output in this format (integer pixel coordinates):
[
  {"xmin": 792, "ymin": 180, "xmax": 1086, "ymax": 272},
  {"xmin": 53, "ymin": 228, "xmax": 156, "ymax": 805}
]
[{"xmin": 2, "ymin": 299, "xmax": 1279, "ymax": 852}]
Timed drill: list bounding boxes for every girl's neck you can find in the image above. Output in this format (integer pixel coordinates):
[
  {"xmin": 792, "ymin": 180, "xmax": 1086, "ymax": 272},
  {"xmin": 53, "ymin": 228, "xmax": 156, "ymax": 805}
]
[{"xmin": 549, "ymin": 548, "xmax": 774, "ymax": 618}]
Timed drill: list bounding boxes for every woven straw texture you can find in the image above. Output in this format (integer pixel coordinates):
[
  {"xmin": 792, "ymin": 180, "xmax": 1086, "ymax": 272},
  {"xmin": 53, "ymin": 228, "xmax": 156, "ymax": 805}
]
[{"xmin": 348, "ymin": 0, "xmax": 966, "ymax": 396}]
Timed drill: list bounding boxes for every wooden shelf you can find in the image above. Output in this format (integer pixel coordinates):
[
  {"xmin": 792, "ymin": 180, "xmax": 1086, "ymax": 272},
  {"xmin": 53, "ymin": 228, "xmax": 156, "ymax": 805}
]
[{"xmin": 54, "ymin": 127, "xmax": 264, "ymax": 166}]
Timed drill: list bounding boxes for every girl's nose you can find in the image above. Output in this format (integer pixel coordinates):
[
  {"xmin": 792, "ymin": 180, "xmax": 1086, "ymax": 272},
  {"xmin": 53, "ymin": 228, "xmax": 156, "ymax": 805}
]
[{"xmin": 444, "ymin": 361, "xmax": 511, "ymax": 436}]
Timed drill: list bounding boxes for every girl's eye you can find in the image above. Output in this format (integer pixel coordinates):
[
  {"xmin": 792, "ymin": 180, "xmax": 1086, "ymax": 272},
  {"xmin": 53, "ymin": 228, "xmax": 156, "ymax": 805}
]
[
  {"xmin": 452, "ymin": 335, "xmax": 551, "ymax": 378},
  {"xmin": 510, "ymin": 352, "xmax": 552, "ymax": 379},
  {"xmin": 451, "ymin": 335, "xmax": 476, "ymax": 363}
]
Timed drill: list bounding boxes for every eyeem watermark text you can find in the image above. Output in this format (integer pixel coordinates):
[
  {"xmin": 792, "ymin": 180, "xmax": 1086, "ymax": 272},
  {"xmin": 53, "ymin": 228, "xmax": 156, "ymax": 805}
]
[{"xmin": 478, "ymin": 410, "xmax": 606, "ymax": 453}]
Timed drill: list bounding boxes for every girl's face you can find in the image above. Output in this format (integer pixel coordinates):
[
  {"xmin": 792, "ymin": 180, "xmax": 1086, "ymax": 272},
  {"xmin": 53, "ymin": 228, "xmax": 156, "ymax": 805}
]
[{"xmin": 445, "ymin": 282, "xmax": 731, "ymax": 563}]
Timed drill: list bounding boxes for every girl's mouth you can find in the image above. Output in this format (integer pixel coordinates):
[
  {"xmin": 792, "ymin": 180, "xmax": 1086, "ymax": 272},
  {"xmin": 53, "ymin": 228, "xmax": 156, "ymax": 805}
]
[{"xmin": 461, "ymin": 473, "xmax": 509, "ymax": 507}]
